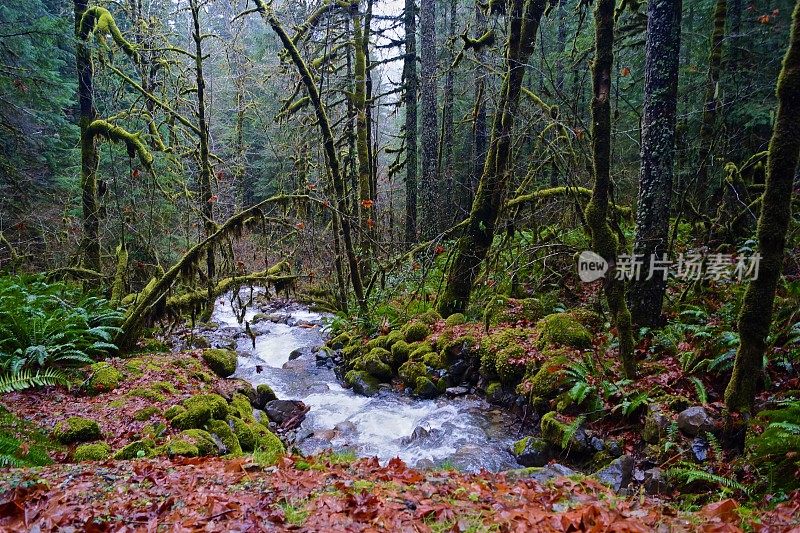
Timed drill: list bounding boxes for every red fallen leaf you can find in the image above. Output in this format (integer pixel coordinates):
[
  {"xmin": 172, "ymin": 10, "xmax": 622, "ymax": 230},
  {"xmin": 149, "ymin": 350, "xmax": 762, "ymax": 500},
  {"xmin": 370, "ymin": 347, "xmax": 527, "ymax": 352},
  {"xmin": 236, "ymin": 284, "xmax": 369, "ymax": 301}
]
[
  {"xmin": 366, "ymin": 218, "xmax": 375, "ymax": 229},
  {"xmin": 700, "ymin": 498, "xmax": 739, "ymax": 523},
  {"xmin": 207, "ymin": 194, "xmax": 218, "ymax": 203},
  {"xmin": 620, "ymin": 66, "xmax": 631, "ymax": 77},
  {"xmin": 132, "ymin": 168, "xmax": 140, "ymax": 179},
  {"xmin": 434, "ymin": 245, "xmax": 445, "ymax": 255},
  {"xmin": 758, "ymin": 14, "xmax": 771, "ymax": 24},
  {"xmin": 322, "ymin": 200, "xmax": 331, "ymax": 208},
  {"xmin": 306, "ymin": 183, "xmax": 317, "ymax": 190},
  {"xmin": 360, "ymin": 199, "xmax": 374, "ymax": 209},
  {"xmin": 296, "ymin": 222, "xmax": 305, "ymax": 229},
  {"xmin": 575, "ymin": 127, "xmax": 585, "ymax": 140},
  {"xmin": 412, "ymin": 261, "xmax": 421, "ymax": 271}
]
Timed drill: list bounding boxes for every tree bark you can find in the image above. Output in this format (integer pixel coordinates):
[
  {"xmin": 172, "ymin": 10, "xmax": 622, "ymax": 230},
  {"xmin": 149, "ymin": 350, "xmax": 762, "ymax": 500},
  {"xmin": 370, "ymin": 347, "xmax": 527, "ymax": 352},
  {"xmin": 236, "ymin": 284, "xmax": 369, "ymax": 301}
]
[
  {"xmin": 438, "ymin": 0, "xmax": 547, "ymax": 317},
  {"xmin": 440, "ymin": 0, "xmax": 457, "ymax": 225},
  {"xmin": 471, "ymin": 1, "xmax": 488, "ymax": 212},
  {"xmin": 419, "ymin": 0, "xmax": 438, "ymax": 239},
  {"xmin": 403, "ymin": 0, "xmax": 418, "ymax": 244},
  {"xmin": 629, "ymin": 0, "xmax": 683, "ymax": 327},
  {"xmin": 725, "ymin": 0, "xmax": 800, "ymax": 413}
]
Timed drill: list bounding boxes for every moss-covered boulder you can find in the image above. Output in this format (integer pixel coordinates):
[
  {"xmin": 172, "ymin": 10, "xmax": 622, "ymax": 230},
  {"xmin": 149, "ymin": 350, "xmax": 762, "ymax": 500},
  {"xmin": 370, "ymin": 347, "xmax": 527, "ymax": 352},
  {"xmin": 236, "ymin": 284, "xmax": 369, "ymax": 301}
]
[
  {"xmin": 444, "ymin": 313, "xmax": 467, "ymax": 327},
  {"xmin": 171, "ymin": 394, "xmax": 228, "ymax": 430},
  {"xmin": 390, "ymin": 341, "xmax": 411, "ymax": 368},
  {"xmin": 206, "ymin": 419, "xmax": 242, "ymax": 455},
  {"xmin": 255, "ymin": 384, "xmax": 277, "ymax": 408},
  {"xmin": 365, "ymin": 335, "xmax": 390, "ymax": 351},
  {"xmin": 540, "ymin": 411, "xmax": 589, "ymax": 454},
  {"xmin": 251, "ymin": 422, "xmax": 285, "ymax": 465},
  {"xmin": 345, "ymin": 370, "xmax": 380, "ymax": 397},
  {"xmin": 495, "ymin": 346, "xmax": 527, "ymax": 384},
  {"xmin": 384, "ymin": 330, "xmax": 404, "ymax": 348},
  {"xmin": 440, "ymin": 336, "xmax": 476, "ymax": 365},
  {"xmin": 165, "ymin": 439, "xmax": 199, "ymax": 458},
  {"xmin": 164, "ymin": 405, "xmax": 186, "ymax": 421},
  {"xmin": 73, "ymin": 442, "xmax": 111, "ymax": 462},
  {"xmin": 536, "ymin": 313, "xmax": 592, "ymax": 349},
  {"xmin": 114, "ymin": 439, "xmax": 154, "ymax": 460},
  {"xmin": 403, "ymin": 321, "xmax": 431, "ymax": 343},
  {"xmin": 516, "ymin": 353, "xmax": 570, "ymax": 400},
  {"xmin": 512, "ymin": 436, "xmax": 549, "ymax": 467},
  {"xmin": 52, "ymin": 416, "xmax": 102, "ymax": 444},
  {"xmin": 398, "ymin": 361, "xmax": 427, "ymax": 387},
  {"xmin": 328, "ymin": 332, "xmax": 352, "ymax": 349},
  {"xmin": 409, "ymin": 342, "xmax": 434, "ymax": 361},
  {"xmin": 414, "ymin": 377, "xmax": 438, "ymax": 399},
  {"xmin": 133, "ymin": 406, "xmax": 159, "ymax": 422},
  {"xmin": 179, "ymin": 429, "xmax": 218, "ymax": 456},
  {"xmin": 485, "ymin": 382, "xmax": 505, "ymax": 404},
  {"xmin": 87, "ymin": 362, "xmax": 123, "ymax": 394},
  {"xmin": 363, "ymin": 353, "xmax": 393, "ymax": 381},
  {"xmin": 746, "ymin": 403, "xmax": 800, "ymax": 492},
  {"xmin": 417, "ymin": 310, "xmax": 442, "ymax": 325},
  {"xmin": 484, "ymin": 297, "xmax": 546, "ymax": 327},
  {"xmin": 229, "ymin": 392, "xmax": 256, "ymax": 423},
  {"xmin": 228, "ymin": 416, "xmax": 256, "ymax": 452},
  {"xmin": 422, "ymin": 352, "xmax": 443, "ymax": 369},
  {"xmin": 201, "ymin": 348, "xmax": 238, "ymax": 377}
]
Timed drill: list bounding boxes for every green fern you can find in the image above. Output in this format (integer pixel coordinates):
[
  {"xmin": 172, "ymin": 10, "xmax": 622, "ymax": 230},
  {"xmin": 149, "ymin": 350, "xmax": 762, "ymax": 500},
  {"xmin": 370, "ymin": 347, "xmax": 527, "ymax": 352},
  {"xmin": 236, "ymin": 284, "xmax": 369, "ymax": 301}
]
[
  {"xmin": 689, "ymin": 377, "xmax": 708, "ymax": 404},
  {"xmin": 667, "ymin": 462, "xmax": 750, "ymax": 495},
  {"xmin": 561, "ymin": 415, "xmax": 586, "ymax": 449},
  {"xmin": 0, "ymin": 434, "xmax": 52, "ymax": 467},
  {"xmin": 0, "ymin": 368, "xmax": 69, "ymax": 393}
]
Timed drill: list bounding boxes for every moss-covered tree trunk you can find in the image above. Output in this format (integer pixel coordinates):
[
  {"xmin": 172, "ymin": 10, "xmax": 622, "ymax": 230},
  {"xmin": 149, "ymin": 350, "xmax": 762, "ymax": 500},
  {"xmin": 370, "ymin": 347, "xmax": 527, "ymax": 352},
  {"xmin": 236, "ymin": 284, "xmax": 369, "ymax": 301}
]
[
  {"xmin": 725, "ymin": 0, "xmax": 800, "ymax": 413},
  {"xmin": 628, "ymin": 0, "xmax": 683, "ymax": 327},
  {"xmin": 403, "ymin": 0, "xmax": 418, "ymax": 244},
  {"xmin": 75, "ymin": 0, "xmax": 99, "ymax": 272},
  {"xmin": 352, "ymin": 4, "xmax": 375, "ymax": 255},
  {"xmin": 470, "ymin": 1, "xmax": 488, "ymax": 213},
  {"xmin": 585, "ymin": 0, "xmax": 636, "ymax": 378},
  {"xmin": 437, "ymin": 0, "xmax": 546, "ymax": 317},
  {"xmin": 439, "ymin": 0, "xmax": 456, "ymax": 226},
  {"xmin": 694, "ymin": 0, "xmax": 726, "ymax": 216},
  {"xmin": 419, "ymin": 0, "xmax": 438, "ymax": 239}
]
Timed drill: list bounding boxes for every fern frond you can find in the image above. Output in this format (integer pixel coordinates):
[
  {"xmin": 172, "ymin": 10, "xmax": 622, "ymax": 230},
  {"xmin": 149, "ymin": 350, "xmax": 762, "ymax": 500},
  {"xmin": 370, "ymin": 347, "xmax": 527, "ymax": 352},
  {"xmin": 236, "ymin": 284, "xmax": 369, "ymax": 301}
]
[{"xmin": 0, "ymin": 368, "xmax": 69, "ymax": 393}]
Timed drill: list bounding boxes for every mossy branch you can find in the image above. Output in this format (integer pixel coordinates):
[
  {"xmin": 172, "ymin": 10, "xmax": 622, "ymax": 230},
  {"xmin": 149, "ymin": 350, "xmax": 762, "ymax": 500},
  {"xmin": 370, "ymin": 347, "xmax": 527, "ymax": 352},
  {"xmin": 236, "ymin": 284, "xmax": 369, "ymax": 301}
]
[
  {"xmin": 506, "ymin": 186, "xmax": 632, "ymax": 217},
  {"xmin": 86, "ymin": 120, "xmax": 153, "ymax": 167},
  {"xmin": 165, "ymin": 271, "xmax": 297, "ymax": 313},
  {"xmin": 79, "ymin": 6, "xmax": 137, "ymax": 57}
]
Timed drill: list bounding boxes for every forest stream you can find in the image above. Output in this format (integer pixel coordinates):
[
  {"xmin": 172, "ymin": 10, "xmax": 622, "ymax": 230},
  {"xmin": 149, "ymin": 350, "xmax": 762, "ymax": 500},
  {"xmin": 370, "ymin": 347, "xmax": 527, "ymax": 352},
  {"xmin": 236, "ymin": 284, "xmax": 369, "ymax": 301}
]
[{"xmin": 206, "ymin": 289, "xmax": 519, "ymax": 473}]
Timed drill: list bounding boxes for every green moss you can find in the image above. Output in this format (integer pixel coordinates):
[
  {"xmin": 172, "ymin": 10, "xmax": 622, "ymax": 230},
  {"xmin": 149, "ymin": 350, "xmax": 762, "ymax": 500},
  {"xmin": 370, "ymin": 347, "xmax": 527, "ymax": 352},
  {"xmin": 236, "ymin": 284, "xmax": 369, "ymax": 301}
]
[
  {"xmin": 150, "ymin": 381, "xmax": 178, "ymax": 395},
  {"xmin": 414, "ymin": 377, "xmax": 438, "ymax": 399},
  {"xmin": 440, "ymin": 335, "xmax": 476, "ymax": 364},
  {"xmin": 164, "ymin": 405, "xmax": 186, "ymax": 420},
  {"xmin": 229, "ymin": 393, "xmax": 256, "ymax": 423},
  {"xmin": 52, "ymin": 416, "xmax": 102, "ymax": 444},
  {"xmin": 344, "ymin": 370, "xmax": 380, "ymax": 396},
  {"xmin": 206, "ymin": 419, "xmax": 242, "ymax": 455},
  {"xmin": 228, "ymin": 416, "xmax": 256, "ymax": 452},
  {"xmin": 536, "ymin": 313, "xmax": 592, "ymax": 349},
  {"xmin": 165, "ymin": 439, "xmax": 199, "ymax": 457},
  {"xmin": 251, "ymin": 422, "xmax": 285, "ymax": 465},
  {"xmin": 328, "ymin": 332, "xmax": 352, "ymax": 349},
  {"xmin": 362, "ymin": 349, "xmax": 393, "ymax": 381},
  {"xmin": 516, "ymin": 354, "xmax": 569, "ymax": 400},
  {"xmin": 127, "ymin": 387, "xmax": 166, "ymax": 403},
  {"xmin": 390, "ymin": 341, "xmax": 411, "ymax": 368},
  {"xmin": 385, "ymin": 330, "xmax": 404, "ymax": 348},
  {"xmin": 422, "ymin": 352, "xmax": 443, "ymax": 369},
  {"xmin": 179, "ymin": 429, "xmax": 217, "ymax": 455},
  {"xmin": 746, "ymin": 403, "xmax": 800, "ymax": 491},
  {"xmin": 365, "ymin": 335, "xmax": 389, "ymax": 351},
  {"xmin": 444, "ymin": 313, "xmax": 467, "ymax": 327},
  {"xmin": 540, "ymin": 411, "xmax": 587, "ymax": 452},
  {"xmin": 484, "ymin": 297, "xmax": 546, "ymax": 327},
  {"xmin": 201, "ymin": 348, "xmax": 238, "ymax": 377},
  {"xmin": 398, "ymin": 361, "xmax": 428, "ymax": 387},
  {"xmin": 409, "ymin": 342, "xmax": 434, "ymax": 361},
  {"xmin": 495, "ymin": 346, "xmax": 526, "ymax": 384},
  {"xmin": 114, "ymin": 439, "xmax": 154, "ymax": 460},
  {"xmin": 568, "ymin": 308, "xmax": 604, "ymax": 330},
  {"xmin": 256, "ymin": 384, "xmax": 277, "ymax": 405},
  {"xmin": 485, "ymin": 381, "xmax": 504, "ymax": 403},
  {"xmin": 133, "ymin": 406, "xmax": 159, "ymax": 421},
  {"xmin": 171, "ymin": 394, "xmax": 228, "ymax": 430},
  {"xmin": 73, "ymin": 441, "xmax": 111, "ymax": 461},
  {"xmin": 87, "ymin": 362, "xmax": 123, "ymax": 394},
  {"xmin": 136, "ymin": 337, "xmax": 170, "ymax": 353},
  {"xmin": 417, "ymin": 310, "xmax": 442, "ymax": 325},
  {"xmin": 403, "ymin": 321, "xmax": 431, "ymax": 343}
]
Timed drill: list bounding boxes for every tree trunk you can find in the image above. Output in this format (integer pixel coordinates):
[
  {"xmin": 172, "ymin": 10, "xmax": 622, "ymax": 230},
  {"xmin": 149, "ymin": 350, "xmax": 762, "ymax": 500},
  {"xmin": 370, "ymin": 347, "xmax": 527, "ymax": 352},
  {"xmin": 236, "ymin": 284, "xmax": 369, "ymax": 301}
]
[
  {"xmin": 438, "ymin": 0, "xmax": 547, "ymax": 317},
  {"xmin": 725, "ymin": 0, "xmax": 800, "ymax": 413},
  {"xmin": 404, "ymin": 0, "xmax": 418, "ymax": 244},
  {"xmin": 75, "ymin": 0, "xmax": 100, "ymax": 272},
  {"xmin": 352, "ymin": 5, "xmax": 374, "ymax": 249},
  {"xmin": 471, "ymin": 1, "xmax": 488, "ymax": 212},
  {"xmin": 440, "ymin": 0, "xmax": 456, "ymax": 225},
  {"xmin": 555, "ymin": 0, "xmax": 567, "ymax": 93},
  {"xmin": 695, "ymin": 0, "xmax": 726, "ymax": 216},
  {"xmin": 584, "ymin": 0, "xmax": 636, "ymax": 378},
  {"xmin": 629, "ymin": 0, "xmax": 683, "ymax": 327},
  {"xmin": 419, "ymin": 0, "xmax": 438, "ymax": 239}
]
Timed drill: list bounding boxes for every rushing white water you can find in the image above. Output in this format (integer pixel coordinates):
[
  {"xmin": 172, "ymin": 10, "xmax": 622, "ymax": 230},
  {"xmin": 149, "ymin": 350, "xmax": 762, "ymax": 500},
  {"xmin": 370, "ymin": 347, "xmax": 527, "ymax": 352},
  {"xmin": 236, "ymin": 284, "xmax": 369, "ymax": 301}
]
[{"xmin": 209, "ymin": 291, "xmax": 519, "ymax": 472}]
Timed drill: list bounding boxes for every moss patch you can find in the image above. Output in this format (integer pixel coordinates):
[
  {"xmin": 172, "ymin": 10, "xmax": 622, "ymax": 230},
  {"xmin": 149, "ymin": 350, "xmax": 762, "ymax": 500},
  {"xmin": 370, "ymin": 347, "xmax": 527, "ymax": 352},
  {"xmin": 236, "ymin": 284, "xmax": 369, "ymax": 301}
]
[
  {"xmin": 114, "ymin": 439, "xmax": 154, "ymax": 460},
  {"xmin": 87, "ymin": 362, "xmax": 123, "ymax": 394},
  {"xmin": 74, "ymin": 442, "xmax": 111, "ymax": 461},
  {"xmin": 201, "ymin": 348, "xmax": 238, "ymax": 377},
  {"xmin": 536, "ymin": 313, "xmax": 592, "ymax": 349},
  {"xmin": 52, "ymin": 416, "xmax": 102, "ymax": 444}
]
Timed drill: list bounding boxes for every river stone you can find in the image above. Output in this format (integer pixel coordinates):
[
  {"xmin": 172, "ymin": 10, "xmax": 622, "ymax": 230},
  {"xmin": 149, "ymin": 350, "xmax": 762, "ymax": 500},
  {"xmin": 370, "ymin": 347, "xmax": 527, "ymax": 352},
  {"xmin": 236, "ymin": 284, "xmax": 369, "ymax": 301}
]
[
  {"xmin": 643, "ymin": 467, "xmax": 670, "ymax": 495},
  {"xmin": 255, "ymin": 384, "xmax": 277, "ymax": 408},
  {"xmin": 677, "ymin": 406, "xmax": 714, "ymax": 436},
  {"xmin": 512, "ymin": 436, "xmax": 549, "ymax": 467},
  {"xmin": 214, "ymin": 379, "xmax": 257, "ymax": 406},
  {"xmin": 643, "ymin": 404, "xmax": 670, "ymax": 443},
  {"xmin": 445, "ymin": 386, "xmax": 469, "ymax": 397},
  {"xmin": 594, "ymin": 454, "xmax": 634, "ymax": 492},
  {"xmin": 521, "ymin": 463, "xmax": 577, "ymax": 484},
  {"xmin": 691, "ymin": 436, "xmax": 709, "ymax": 463},
  {"xmin": 265, "ymin": 400, "xmax": 307, "ymax": 424}
]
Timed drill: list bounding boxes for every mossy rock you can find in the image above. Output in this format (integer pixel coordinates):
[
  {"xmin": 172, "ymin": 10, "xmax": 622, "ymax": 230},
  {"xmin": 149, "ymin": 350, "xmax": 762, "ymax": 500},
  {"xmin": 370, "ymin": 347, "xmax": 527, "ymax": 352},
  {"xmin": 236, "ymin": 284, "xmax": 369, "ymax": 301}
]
[
  {"xmin": 536, "ymin": 313, "xmax": 592, "ymax": 349},
  {"xmin": 150, "ymin": 380, "xmax": 178, "ymax": 395},
  {"xmin": 444, "ymin": 313, "xmax": 467, "ymax": 327},
  {"xmin": 171, "ymin": 394, "xmax": 228, "ymax": 430},
  {"xmin": 484, "ymin": 297, "xmax": 546, "ymax": 327},
  {"xmin": 206, "ymin": 419, "xmax": 242, "ymax": 455},
  {"xmin": 256, "ymin": 384, "xmax": 277, "ymax": 408},
  {"xmin": 165, "ymin": 439, "xmax": 199, "ymax": 458},
  {"xmin": 136, "ymin": 337, "xmax": 170, "ymax": 353},
  {"xmin": 164, "ymin": 405, "xmax": 186, "ymax": 421},
  {"xmin": 127, "ymin": 387, "xmax": 165, "ymax": 403},
  {"xmin": 87, "ymin": 362, "xmax": 123, "ymax": 394},
  {"xmin": 344, "ymin": 370, "xmax": 380, "ymax": 397},
  {"xmin": 568, "ymin": 308, "xmax": 604, "ymax": 330},
  {"xmin": 341, "ymin": 343, "xmax": 363, "ymax": 363},
  {"xmin": 73, "ymin": 442, "xmax": 111, "ymax": 462},
  {"xmin": 52, "ymin": 417, "xmax": 102, "ymax": 444},
  {"xmin": 384, "ymin": 330, "xmax": 404, "ymax": 348},
  {"xmin": 398, "ymin": 361, "xmax": 427, "ymax": 387},
  {"xmin": 389, "ymin": 341, "xmax": 411, "ymax": 368},
  {"xmin": 422, "ymin": 352, "xmax": 443, "ymax": 369},
  {"xmin": 328, "ymin": 332, "xmax": 352, "ymax": 349},
  {"xmin": 495, "ymin": 345, "xmax": 527, "ymax": 384},
  {"xmin": 201, "ymin": 348, "xmax": 238, "ymax": 378},
  {"xmin": 362, "ymin": 349, "xmax": 393, "ymax": 381},
  {"xmin": 403, "ymin": 321, "xmax": 431, "ymax": 343},
  {"xmin": 440, "ymin": 335, "xmax": 476, "ymax": 364},
  {"xmin": 414, "ymin": 377, "xmax": 438, "ymax": 399},
  {"xmin": 251, "ymin": 422, "xmax": 285, "ymax": 465},
  {"xmin": 512, "ymin": 436, "xmax": 549, "ymax": 467},
  {"xmin": 540, "ymin": 411, "xmax": 588, "ymax": 454},
  {"xmin": 409, "ymin": 342, "xmax": 434, "ymax": 361},
  {"xmin": 745, "ymin": 404, "xmax": 800, "ymax": 491},
  {"xmin": 114, "ymin": 439, "xmax": 155, "ymax": 460},
  {"xmin": 417, "ymin": 310, "xmax": 442, "ymax": 325},
  {"xmin": 179, "ymin": 429, "xmax": 218, "ymax": 455},
  {"xmin": 133, "ymin": 406, "xmax": 159, "ymax": 422},
  {"xmin": 516, "ymin": 353, "xmax": 570, "ymax": 400},
  {"xmin": 228, "ymin": 416, "xmax": 256, "ymax": 452},
  {"xmin": 485, "ymin": 382, "xmax": 505, "ymax": 403},
  {"xmin": 365, "ymin": 335, "xmax": 389, "ymax": 351},
  {"xmin": 229, "ymin": 393, "xmax": 256, "ymax": 423}
]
